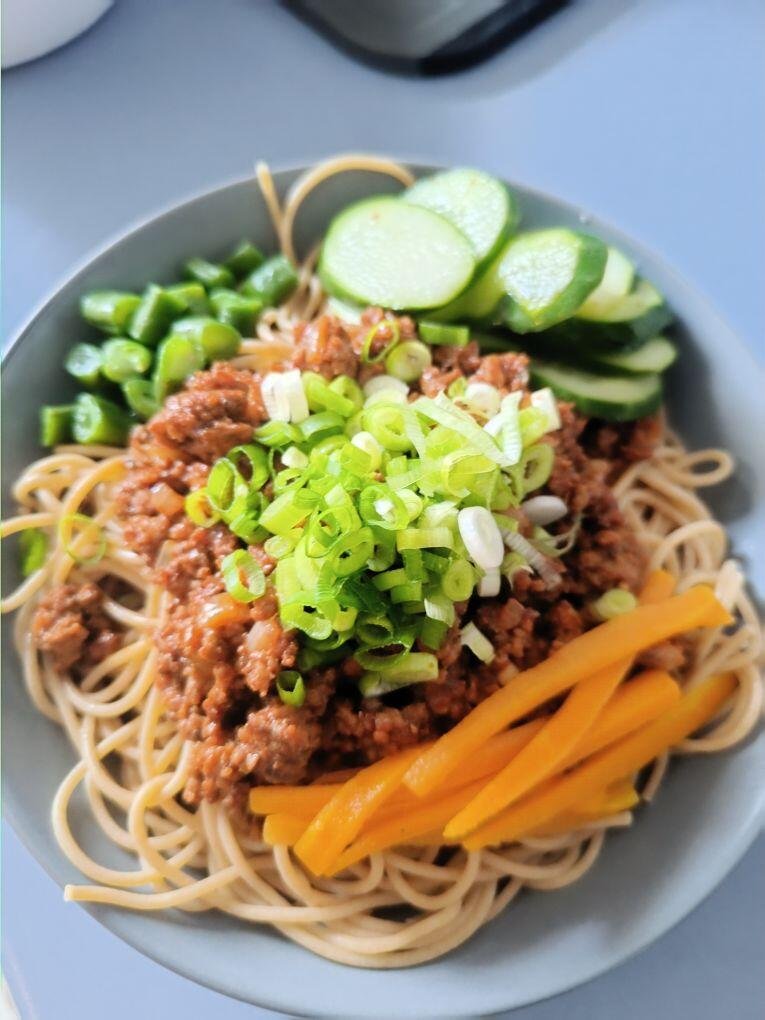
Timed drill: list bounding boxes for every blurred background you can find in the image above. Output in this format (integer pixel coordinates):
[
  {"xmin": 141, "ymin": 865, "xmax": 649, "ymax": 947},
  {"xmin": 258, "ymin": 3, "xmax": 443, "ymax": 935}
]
[{"xmin": 2, "ymin": 1, "xmax": 764, "ymax": 1018}]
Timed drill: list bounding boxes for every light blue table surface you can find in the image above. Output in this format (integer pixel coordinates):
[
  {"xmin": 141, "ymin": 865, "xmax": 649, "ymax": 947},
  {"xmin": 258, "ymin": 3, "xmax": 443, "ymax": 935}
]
[{"xmin": 2, "ymin": 1, "xmax": 763, "ymax": 1017}]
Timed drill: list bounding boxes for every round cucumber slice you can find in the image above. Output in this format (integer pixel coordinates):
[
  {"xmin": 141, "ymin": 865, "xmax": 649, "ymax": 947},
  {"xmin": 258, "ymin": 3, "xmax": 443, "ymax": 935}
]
[
  {"xmin": 588, "ymin": 279, "xmax": 663, "ymax": 323},
  {"xmin": 585, "ymin": 335, "xmax": 678, "ymax": 375},
  {"xmin": 498, "ymin": 229, "xmax": 608, "ymax": 333},
  {"xmin": 577, "ymin": 247, "xmax": 635, "ymax": 320},
  {"xmin": 403, "ymin": 168, "xmax": 518, "ymax": 267},
  {"xmin": 428, "ymin": 238, "xmax": 511, "ymax": 323},
  {"xmin": 319, "ymin": 197, "xmax": 476, "ymax": 311},
  {"xmin": 530, "ymin": 360, "xmax": 662, "ymax": 421}
]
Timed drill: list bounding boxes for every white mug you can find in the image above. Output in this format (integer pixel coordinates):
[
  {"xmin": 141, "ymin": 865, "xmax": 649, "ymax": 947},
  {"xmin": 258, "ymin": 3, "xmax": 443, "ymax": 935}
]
[{"xmin": 2, "ymin": 0, "xmax": 114, "ymax": 69}]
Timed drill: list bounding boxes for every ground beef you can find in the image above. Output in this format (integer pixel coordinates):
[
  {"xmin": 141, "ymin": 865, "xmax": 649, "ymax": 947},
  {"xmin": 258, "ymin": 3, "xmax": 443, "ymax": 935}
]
[
  {"xmin": 110, "ymin": 309, "xmax": 663, "ymax": 807},
  {"xmin": 291, "ymin": 315, "xmax": 360, "ymax": 379},
  {"xmin": 32, "ymin": 583, "xmax": 122, "ymax": 675}
]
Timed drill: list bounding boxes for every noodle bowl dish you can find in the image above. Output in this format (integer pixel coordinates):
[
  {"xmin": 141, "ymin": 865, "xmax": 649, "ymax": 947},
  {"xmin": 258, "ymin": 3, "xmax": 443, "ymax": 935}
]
[{"xmin": 2, "ymin": 157, "xmax": 763, "ymax": 1017}]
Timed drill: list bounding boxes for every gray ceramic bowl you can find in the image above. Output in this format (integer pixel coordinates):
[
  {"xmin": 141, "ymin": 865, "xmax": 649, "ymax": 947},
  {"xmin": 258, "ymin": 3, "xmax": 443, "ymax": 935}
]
[{"xmin": 2, "ymin": 165, "xmax": 764, "ymax": 1019}]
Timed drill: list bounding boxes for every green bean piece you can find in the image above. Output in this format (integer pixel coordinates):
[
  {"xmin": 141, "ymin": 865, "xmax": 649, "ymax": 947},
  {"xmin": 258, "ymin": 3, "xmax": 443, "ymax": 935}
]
[
  {"xmin": 65, "ymin": 343, "xmax": 103, "ymax": 388},
  {"xmin": 225, "ymin": 241, "xmax": 265, "ymax": 279},
  {"xmin": 122, "ymin": 378, "xmax": 159, "ymax": 420},
  {"xmin": 166, "ymin": 282, "xmax": 211, "ymax": 315},
  {"xmin": 40, "ymin": 405, "xmax": 74, "ymax": 447},
  {"xmin": 210, "ymin": 288, "xmax": 263, "ymax": 335},
  {"xmin": 241, "ymin": 255, "xmax": 298, "ymax": 307},
  {"xmin": 20, "ymin": 528, "xmax": 48, "ymax": 577},
  {"xmin": 184, "ymin": 257, "xmax": 235, "ymax": 290},
  {"xmin": 72, "ymin": 394, "xmax": 131, "ymax": 446},
  {"xmin": 128, "ymin": 284, "xmax": 187, "ymax": 346},
  {"xmin": 101, "ymin": 339, "xmax": 153, "ymax": 383},
  {"xmin": 171, "ymin": 316, "xmax": 241, "ymax": 363},
  {"xmin": 80, "ymin": 291, "xmax": 141, "ymax": 334},
  {"xmin": 153, "ymin": 335, "xmax": 205, "ymax": 401}
]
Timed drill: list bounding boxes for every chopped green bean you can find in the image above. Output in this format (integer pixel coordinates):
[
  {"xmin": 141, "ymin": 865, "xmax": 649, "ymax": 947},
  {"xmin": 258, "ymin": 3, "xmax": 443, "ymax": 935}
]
[
  {"xmin": 101, "ymin": 339, "xmax": 153, "ymax": 383},
  {"xmin": 225, "ymin": 241, "xmax": 265, "ymax": 279},
  {"xmin": 80, "ymin": 291, "xmax": 141, "ymax": 334},
  {"xmin": 171, "ymin": 316, "xmax": 241, "ymax": 362},
  {"xmin": 241, "ymin": 255, "xmax": 298, "ymax": 307},
  {"xmin": 184, "ymin": 257, "xmax": 234, "ymax": 290},
  {"xmin": 65, "ymin": 343, "xmax": 103, "ymax": 388},
  {"xmin": 166, "ymin": 282, "xmax": 210, "ymax": 315},
  {"xmin": 210, "ymin": 288, "xmax": 263, "ymax": 335},
  {"xmin": 40, "ymin": 405, "xmax": 74, "ymax": 447},
  {"xmin": 128, "ymin": 284, "xmax": 186, "ymax": 346},
  {"xmin": 122, "ymin": 378, "xmax": 159, "ymax": 420},
  {"xmin": 153, "ymin": 335, "xmax": 205, "ymax": 401},
  {"xmin": 72, "ymin": 394, "xmax": 130, "ymax": 445},
  {"xmin": 20, "ymin": 528, "xmax": 48, "ymax": 577},
  {"xmin": 418, "ymin": 321, "xmax": 470, "ymax": 347}
]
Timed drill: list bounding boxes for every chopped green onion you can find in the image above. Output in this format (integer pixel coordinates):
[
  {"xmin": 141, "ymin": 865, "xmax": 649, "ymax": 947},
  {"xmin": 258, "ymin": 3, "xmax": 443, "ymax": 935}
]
[
  {"xmin": 361, "ymin": 317, "xmax": 400, "ymax": 364},
  {"xmin": 19, "ymin": 528, "xmax": 47, "ymax": 577},
  {"xmin": 299, "ymin": 411, "xmax": 346, "ymax": 446},
  {"xmin": 221, "ymin": 549, "xmax": 266, "ymax": 603},
  {"xmin": 462, "ymin": 382, "xmax": 500, "ymax": 419},
  {"xmin": 302, "ymin": 372, "xmax": 357, "ymax": 418},
  {"xmin": 207, "ymin": 459, "xmax": 247, "ymax": 516},
  {"xmin": 441, "ymin": 558, "xmax": 475, "ymax": 601},
  {"xmin": 59, "ymin": 513, "xmax": 107, "ymax": 566},
  {"xmin": 419, "ymin": 617, "xmax": 449, "ymax": 650},
  {"xmin": 512, "ymin": 442, "xmax": 555, "ymax": 496},
  {"xmin": 280, "ymin": 594, "xmax": 333, "ymax": 640},
  {"xmin": 261, "ymin": 369, "xmax": 309, "ymax": 423},
  {"xmin": 415, "ymin": 393, "xmax": 511, "ymax": 467},
  {"xmin": 418, "ymin": 321, "xmax": 470, "ymax": 347},
  {"xmin": 359, "ymin": 484, "xmax": 408, "ymax": 531},
  {"xmin": 329, "ymin": 375, "xmax": 364, "ymax": 412},
  {"xmin": 396, "ymin": 527, "xmax": 453, "ymax": 551},
  {"xmin": 358, "ymin": 652, "xmax": 439, "ymax": 697},
  {"xmin": 460, "ymin": 622, "xmax": 495, "ymax": 663},
  {"xmin": 225, "ymin": 444, "xmax": 269, "ymax": 491},
  {"xmin": 362, "ymin": 403, "xmax": 413, "ymax": 453},
  {"xmin": 385, "ymin": 340, "xmax": 432, "ymax": 383},
  {"xmin": 423, "ymin": 592, "xmax": 455, "ymax": 625},
  {"xmin": 254, "ymin": 420, "xmax": 302, "ymax": 448},
  {"xmin": 276, "ymin": 670, "xmax": 306, "ymax": 707},
  {"xmin": 184, "ymin": 489, "xmax": 220, "ymax": 528},
  {"xmin": 592, "ymin": 588, "xmax": 638, "ymax": 621}
]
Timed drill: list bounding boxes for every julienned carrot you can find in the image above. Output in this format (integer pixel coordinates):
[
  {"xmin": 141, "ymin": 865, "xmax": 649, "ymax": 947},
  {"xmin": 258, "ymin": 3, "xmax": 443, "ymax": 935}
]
[
  {"xmin": 444, "ymin": 571, "xmax": 676, "ymax": 839},
  {"xmin": 255, "ymin": 670, "xmax": 679, "ymax": 853},
  {"xmin": 529, "ymin": 779, "xmax": 639, "ymax": 837},
  {"xmin": 262, "ymin": 813, "xmax": 308, "ymax": 846},
  {"xmin": 293, "ymin": 742, "xmax": 429, "ymax": 876},
  {"xmin": 328, "ymin": 780, "xmax": 487, "ymax": 875},
  {"xmin": 252, "ymin": 719, "xmax": 546, "ymax": 821},
  {"xmin": 404, "ymin": 584, "xmax": 730, "ymax": 798},
  {"xmin": 249, "ymin": 784, "xmax": 345, "ymax": 817},
  {"xmin": 317, "ymin": 672, "xmax": 678, "ymax": 870},
  {"xmin": 463, "ymin": 672, "xmax": 736, "ymax": 850}
]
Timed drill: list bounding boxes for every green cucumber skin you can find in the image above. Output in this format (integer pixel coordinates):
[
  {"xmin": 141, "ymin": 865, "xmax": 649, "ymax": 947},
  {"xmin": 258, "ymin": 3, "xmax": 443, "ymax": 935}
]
[
  {"xmin": 537, "ymin": 301, "xmax": 674, "ymax": 353},
  {"xmin": 500, "ymin": 232, "xmax": 608, "ymax": 333},
  {"xmin": 530, "ymin": 361, "xmax": 663, "ymax": 421},
  {"xmin": 427, "ymin": 243, "xmax": 509, "ymax": 323},
  {"xmin": 584, "ymin": 335, "xmax": 677, "ymax": 375},
  {"xmin": 319, "ymin": 197, "xmax": 475, "ymax": 311}
]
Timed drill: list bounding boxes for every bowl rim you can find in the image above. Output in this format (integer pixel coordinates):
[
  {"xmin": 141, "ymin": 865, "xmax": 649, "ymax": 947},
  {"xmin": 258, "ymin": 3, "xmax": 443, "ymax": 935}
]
[{"xmin": 2, "ymin": 160, "xmax": 763, "ymax": 1018}]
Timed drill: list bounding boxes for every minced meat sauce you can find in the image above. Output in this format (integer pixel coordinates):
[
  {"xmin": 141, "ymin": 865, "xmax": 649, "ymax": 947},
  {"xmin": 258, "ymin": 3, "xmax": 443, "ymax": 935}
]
[{"xmin": 33, "ymin": 309, "xmax": 673, "ymax": 810}]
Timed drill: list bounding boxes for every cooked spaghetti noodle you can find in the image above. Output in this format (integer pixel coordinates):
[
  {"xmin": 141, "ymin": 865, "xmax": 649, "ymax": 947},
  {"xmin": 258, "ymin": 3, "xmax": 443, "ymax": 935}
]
[{"xmin": 2, "ymin": 156, "xmax": 762, "ymax": 968}]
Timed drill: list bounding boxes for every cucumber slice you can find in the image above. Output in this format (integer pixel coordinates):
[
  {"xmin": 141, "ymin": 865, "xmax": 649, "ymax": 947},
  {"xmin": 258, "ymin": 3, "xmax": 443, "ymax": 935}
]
[
  {"xmin": 530, "ymin": 360, "xmax": 662, "ymax": 421},
  {"xmin": 587, "ymin": 278, "xmax": 664, "ymax": 324},
  {"xmin": 498, "ymin": 230, "xmax": 608, "ymax": 333},
  {"xmin": 584, "ymin": 335, "xmax": 677, "ymax": 375},
  {"xmin": 576, "ymin": 247, "xmax": 635, "ymax": 320},
  {"xmin": 403, "ymin": 168, "xmax": 518, "ymax": 268},
  {"xmin": 428, "ymin": 239, "xmax": 510, "ymax": 322},
  {"xmin": 319, "ymin": 197, "xmax": 476, "ymax": 311},
  {"xmin": 325, "ymin": 296, "xmax": 364, "ymax": 325}
]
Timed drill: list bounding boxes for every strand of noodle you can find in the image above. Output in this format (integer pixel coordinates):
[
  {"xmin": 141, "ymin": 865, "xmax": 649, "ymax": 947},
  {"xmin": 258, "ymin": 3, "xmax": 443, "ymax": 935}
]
[
  {"xmin": 64, "ymin": 648, "xmax": 156, "ymax": 717},
  {"xmin": 278, "ymin": 154, "xmax": 414, "ymax": 264},
  {"xmin": 54, "ymin": 444, "xmax": 125, "ymax": 459},
  {"xmin": 65, "ymin": 866, "xmax": 239, "ymax": 909},
  {"xmin": 79, "ymin": 639, "xmax": 149, "ymax": 693},
  {"xmin": 2, "ymin": 562, "xmax": 52, "ymax": 613},
  {"xmin": 385, "ymin": 852, "xmax": 482, "ymax": 912},
  {"xmin": 527, "ymin": 834, "xmax": 605, "ymax": 891},
  {"xmin": 84, "ymin": 776, "xmax": 193, "ymax": 854},
  {"xmin": 0, "ymin": 512, "xmax": 56, "ymax": 537},
  {"xmin": 642, "ymin": 752, "xmax": 670, "ymax": 801}
]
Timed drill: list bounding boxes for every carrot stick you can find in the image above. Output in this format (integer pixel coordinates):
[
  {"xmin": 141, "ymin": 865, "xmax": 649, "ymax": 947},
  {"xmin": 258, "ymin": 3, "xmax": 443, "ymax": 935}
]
[
  {"xmin": 262, "ymin": 813, "xmax": 308, "ymax": 846},
  {"xmin": 530, "ymin": 779, "xmax": 639, "ymax": 837},
  {"xmin": 249, "ymin": 784, "xmax": 345, "ymax": 817},
  {"xmin": 293, "ymin": 742, "xmax": 429, "ymax": 876},
  {"xmin": 321, "ymin": 672, "xmax": 678, "ymax": 869},
  {"xmin": 404, "ymin": 584, "xmax": 729, "ymax": 798},
  {"xmin": 444, "ymin": 571, "xmax": 675, "ymax": 839},
  {"xmin": 463, "ymin": 673, "xmax": 736, "ymax": 850}
]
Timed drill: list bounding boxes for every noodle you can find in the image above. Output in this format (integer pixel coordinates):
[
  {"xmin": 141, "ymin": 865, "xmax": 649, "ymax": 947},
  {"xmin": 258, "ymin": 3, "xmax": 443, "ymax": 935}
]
[{"xmin": 2, "ymin": 156, "xmax": 762, "ymax": 969}]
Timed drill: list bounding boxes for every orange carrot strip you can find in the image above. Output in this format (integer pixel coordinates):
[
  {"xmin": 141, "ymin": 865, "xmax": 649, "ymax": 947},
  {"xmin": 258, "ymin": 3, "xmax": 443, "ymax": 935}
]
[
  {"xmin": 328, "ymin": 781, "xmax": 487, "ymax": 875},
  {"xmin": 444, "ymin": 571, "xmax": 675, "ymax": 838},
  {"xmin": 404, "ymin": 584, "xmax": 729, "ymax": 798},
  {"xmin": 249, "ymin": 784, "xmax": 344, "ymax": 817},
  {"xmin": 262, "ymin": 813, "xmax": 308, "ymax": 846},
  {"xmin": 463, "ymin": 673, "xmax": 736, "ymax": 850},
  {"xmin": 325, "ymin": 673, "xmax": 676, "ymax": 869},
  {"xmin": 293, "ymin": 742, "xmax": 431, "ymax": 876},
  {"xmin": 530, "ymin": 779, "xmax": 639, "ymax": 837}
]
